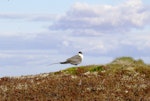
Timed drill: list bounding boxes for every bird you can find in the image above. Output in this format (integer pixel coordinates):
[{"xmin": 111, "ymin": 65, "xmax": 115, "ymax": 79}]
[{"xmin": 48, "ymin": 51, "xmax": 83, "ymax": 65}]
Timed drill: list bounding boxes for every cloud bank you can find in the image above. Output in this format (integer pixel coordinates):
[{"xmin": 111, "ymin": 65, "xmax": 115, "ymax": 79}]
[
  {"xmin": 50, "ymin": 0, "xmax": 150, "ymax": 34},
  {"xmin": 0, "ymin": 0, "xmax": 149, "ymax": 56},
  {"xmin": 0, "ymin": 13, "xmax": 59, "ymax": 22}
]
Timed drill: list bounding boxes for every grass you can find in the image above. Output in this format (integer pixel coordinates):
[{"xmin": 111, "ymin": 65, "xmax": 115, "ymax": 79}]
[
  {"xmin": 63, "ymin": 65, "xmax": 104, "ymax": 75},
  {"xmin": 0, "ymin": 57, "xmax": 149, "ymax": 100}
]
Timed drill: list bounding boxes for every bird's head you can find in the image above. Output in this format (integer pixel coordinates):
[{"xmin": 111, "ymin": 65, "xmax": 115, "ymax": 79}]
[{"xmin": 78, "ymin": 51, "xmax": 82, "ymax": 54}]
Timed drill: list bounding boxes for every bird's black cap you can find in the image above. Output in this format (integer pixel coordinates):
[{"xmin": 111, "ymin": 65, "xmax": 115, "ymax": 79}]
[{"xmin": 78, "ymin": 51, "xmax": 82, "ymax": 54}]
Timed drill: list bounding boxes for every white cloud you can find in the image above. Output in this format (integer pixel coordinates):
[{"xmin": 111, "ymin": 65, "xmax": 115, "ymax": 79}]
[
  {"xmin": 124, "ymin": 33, "xmax": 150, "ymax": 51},
  {"xmin": 46, "ymin": 0, "xmax": 150, "ymax": 57},
  {"xmin": 0, "ymin": 50, "xmax": 59, "ymax": 66},
  {"xmin": 0, "ymin": 13, "xmax": 25, "ymax": 19},
  {"xmin": 0, "ymin": 13, "xmax": 59, "ymax": 22},
  {"xmin": 50, "ymin": 0, "xmax": 150, "ymax": 34}
]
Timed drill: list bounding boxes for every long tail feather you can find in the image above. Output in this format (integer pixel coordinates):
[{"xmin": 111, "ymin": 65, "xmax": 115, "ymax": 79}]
[
  {"xmin": 47, "ymin": 62, "xmax": 60, "ymax": 66},
  {"xmin": 48, "ymin": 61, "xmax": 69, "ymax": 66},
  {"xmin": 60, "ymin": 61, "xmax": 69, "ymax": 64}
]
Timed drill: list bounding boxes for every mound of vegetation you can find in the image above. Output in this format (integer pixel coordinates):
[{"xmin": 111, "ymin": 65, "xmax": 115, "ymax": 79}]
[{"xmin": 0, "ymin": 57, "xmax": 150, "ymax": 101}]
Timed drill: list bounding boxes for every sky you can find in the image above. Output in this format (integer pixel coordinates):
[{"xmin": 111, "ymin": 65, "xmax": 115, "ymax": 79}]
[{"xmin": 0, "ymin": 0, "xmax": 150, "ymax": 77}]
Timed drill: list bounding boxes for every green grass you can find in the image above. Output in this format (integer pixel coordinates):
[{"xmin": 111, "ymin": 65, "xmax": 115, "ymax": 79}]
[
  {"xmin": 111, "ymin": 57, "xmax": 146, "ymax": 66},
  {"xmin": 63, "ymin": 65, "xmax": 105, "ymax": 75},
  {"xmin": 134, "ymin": 65, "xmax": 150, "ymax": 78},
  {"xmin": 112, "ymin": 56, "xmax": 135, "ymax": 62},
  {"xmin": 89, "ymin": 65, "xmax": 103, "ymax": 72},
  {"xmin": 63, "ymin": 67, "xmax": 78, "ymax": 75}
]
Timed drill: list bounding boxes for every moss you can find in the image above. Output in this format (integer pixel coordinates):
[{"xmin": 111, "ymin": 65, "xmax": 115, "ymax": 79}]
[
  {"xmin": 63, "ymin": 67, "xmax": 77, "ymax": 75},
  {"xmin": 89, "ymin": 66, "xmax": 103, "ymax": 72},
  {"xmin": 134, "ymin": 66, "xmax": 150, "ymax": 78},
  {"xmin": 113, "ymin": 56, "xmax": 134, "ymax": 61},
  {"xmin": 134, "ymin": 59, "xmax": 145, "ymax": 65},
  {"xmin": 63, "ymin": 65, "xmax": 103, "ymax": 75}
]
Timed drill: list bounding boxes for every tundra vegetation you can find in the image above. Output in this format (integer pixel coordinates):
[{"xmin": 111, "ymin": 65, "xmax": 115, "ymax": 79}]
[{"xmin": 0, "ymin": 57, "xmax": 150, "ymax": 101}]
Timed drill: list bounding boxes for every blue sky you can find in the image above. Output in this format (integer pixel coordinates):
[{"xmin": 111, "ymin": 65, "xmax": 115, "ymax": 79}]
[{"xmin": 0, "ymin": 0, "xmax": 150, "ymax": 77}]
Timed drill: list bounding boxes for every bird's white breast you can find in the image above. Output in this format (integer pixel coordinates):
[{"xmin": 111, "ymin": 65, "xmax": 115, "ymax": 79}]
[{"xmin": 79, "ymin": 53, "xmax": 83, "ymax": 60}]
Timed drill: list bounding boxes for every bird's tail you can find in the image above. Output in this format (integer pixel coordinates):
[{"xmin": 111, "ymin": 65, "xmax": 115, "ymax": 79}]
[
  {"xmin": 48, "ymin": 61, "xmax": 69, "ymax": 66},
  {"xmin": 60, "ymin": 61, "xmax": 69, "ymax": 64},
  {"xmin": 47, "ymin": 62, "xmax": 60, "ymax": 66}
]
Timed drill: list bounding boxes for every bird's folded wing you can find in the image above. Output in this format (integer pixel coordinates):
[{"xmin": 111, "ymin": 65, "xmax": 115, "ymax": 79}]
[{"xmin": 67, "ymin": 55, "xmax": 81, "ymax": 62}]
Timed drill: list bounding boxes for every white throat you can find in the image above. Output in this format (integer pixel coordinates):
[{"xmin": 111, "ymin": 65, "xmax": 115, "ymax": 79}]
[{"xmin": 78, "ymin": 53, "xmax": 83, "ymax": 59}]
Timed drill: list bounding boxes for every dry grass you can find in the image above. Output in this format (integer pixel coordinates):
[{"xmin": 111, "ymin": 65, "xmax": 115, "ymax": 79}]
[{"xmin": 0, "ymin": 57, "xmax": 150, "ymax": 101}]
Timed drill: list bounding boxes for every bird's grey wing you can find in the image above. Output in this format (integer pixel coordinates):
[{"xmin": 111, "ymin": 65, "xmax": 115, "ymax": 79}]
[{"xmin": 66, "ymin": 55, "xmax": 82, "ymax": 63}]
